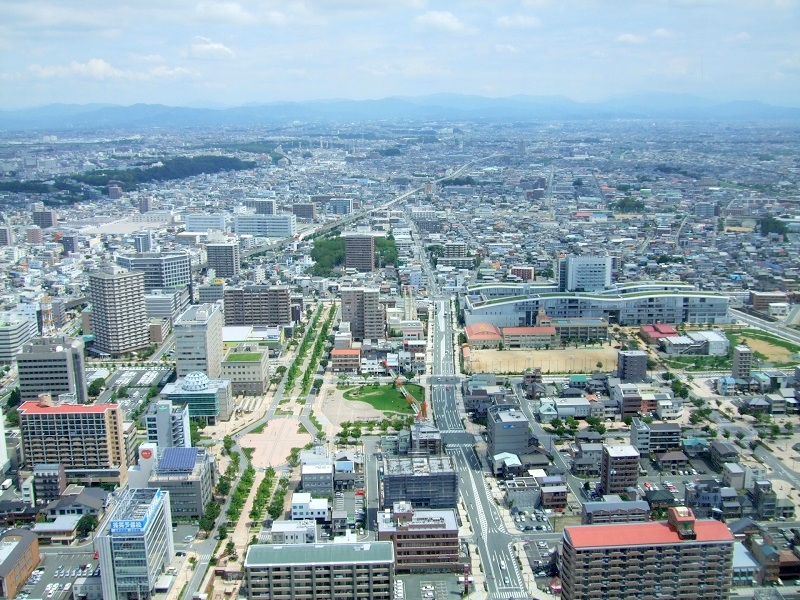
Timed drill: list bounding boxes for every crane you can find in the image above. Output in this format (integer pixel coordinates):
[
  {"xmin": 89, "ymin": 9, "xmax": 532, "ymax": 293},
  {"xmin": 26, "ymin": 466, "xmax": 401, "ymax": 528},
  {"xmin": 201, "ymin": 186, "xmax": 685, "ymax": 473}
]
[{"xmin": 382, "ymin": 358, "xmax": 427, "ymax": 421}]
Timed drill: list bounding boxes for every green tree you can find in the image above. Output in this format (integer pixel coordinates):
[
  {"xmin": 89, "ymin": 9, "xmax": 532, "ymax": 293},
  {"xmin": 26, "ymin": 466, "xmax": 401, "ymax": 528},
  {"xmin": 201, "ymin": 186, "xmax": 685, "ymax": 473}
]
[
  {"xmin": 88, "ymin": 378, "xmax": 105, "ymax": 397},
  {"xmin": 216, "ymin": 478, "xmax": 231, "ymax": 496},
  {"xmin": 76, "ymin": 515, "xmax": 98, "ymax": 537}
]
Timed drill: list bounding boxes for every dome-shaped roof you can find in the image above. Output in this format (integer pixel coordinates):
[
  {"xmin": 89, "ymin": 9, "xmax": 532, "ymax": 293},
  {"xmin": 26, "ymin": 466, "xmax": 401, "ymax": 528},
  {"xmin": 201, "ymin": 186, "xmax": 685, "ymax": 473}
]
[{"xmin": 182, "ymin": 372, "xmax": 210, "ymax": 391}]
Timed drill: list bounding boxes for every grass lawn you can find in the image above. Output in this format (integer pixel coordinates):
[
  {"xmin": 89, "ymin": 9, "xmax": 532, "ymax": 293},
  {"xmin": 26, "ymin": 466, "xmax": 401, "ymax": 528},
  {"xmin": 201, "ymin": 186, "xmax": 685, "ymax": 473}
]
[
  {"xmin": 225, "ymin": 352, "xmax": 263, "ymax": 362},
  {"xmin": 342, "ymin": 383, "xmax": 423, "ymax": 414}
]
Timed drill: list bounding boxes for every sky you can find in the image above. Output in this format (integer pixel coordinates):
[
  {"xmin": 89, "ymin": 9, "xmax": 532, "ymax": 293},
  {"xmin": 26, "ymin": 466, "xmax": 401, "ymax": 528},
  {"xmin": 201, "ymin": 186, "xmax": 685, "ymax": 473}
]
[{"xmin": 1, "ymin": 0, "xmax": 799, "ymax": 109}]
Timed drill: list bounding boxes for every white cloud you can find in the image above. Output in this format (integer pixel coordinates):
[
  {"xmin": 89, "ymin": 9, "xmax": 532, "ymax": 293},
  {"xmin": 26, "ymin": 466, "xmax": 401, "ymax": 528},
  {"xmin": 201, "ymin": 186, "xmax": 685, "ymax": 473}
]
[
  {"xmin": 652, "ymin": 28, "xmax": 673, "ymax": 39},
  {"xmin": 730, "ymin": 31, "xmax": 751, "ymax": 41},
  {"xmin": 495, "ymin": 44, "xmax": 518, "ymax": 53},
  {"xmin": 616, "ymin": 33, "xmax": 646, "ymax": 44},
  {"xmin": 189, "ymin": 36, "xmax": 236, "ymax": 59},
  {"xmin": 414, "ymin": 11, "xmax": 473, "ymax": 34},
  {"xmin": 195, "ymin": 2, "xmax": 253, "ymax": 25},
  {"xmin": 664, "ymin": 57, "xmax": 692, "ymax": 77},
  {"xmin": 29, "ymin": 58, "xmax": 191, "ymax": 80},
  {"xmin": 780, "ymin": 52, "xmax": 800, "ymax": 72},
  {"xmin": 496, "ymin": 15, "xmax": 541, "ymax": 29},
  {"xmin": 131, "ymin": 53, "xmax": 166, "ymax": 64}
]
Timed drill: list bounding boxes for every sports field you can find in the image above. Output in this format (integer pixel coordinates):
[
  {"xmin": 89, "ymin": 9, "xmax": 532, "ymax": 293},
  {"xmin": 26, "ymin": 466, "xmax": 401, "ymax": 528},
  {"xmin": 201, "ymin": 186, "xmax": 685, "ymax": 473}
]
[{"xmin": 469, "ymin": 347, "xmax": 620, "ymax": 374}]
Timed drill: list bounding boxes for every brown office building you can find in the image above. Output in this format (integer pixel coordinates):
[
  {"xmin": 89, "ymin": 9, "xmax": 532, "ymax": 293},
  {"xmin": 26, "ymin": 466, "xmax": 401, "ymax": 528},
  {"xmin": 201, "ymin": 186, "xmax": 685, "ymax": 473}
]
[
  {"xmin": 344, "ymin": 234, "xmax": 375, "ymax": 272},
  {"xmin": 599, "ymin": 444, "xmax": 639, "ymax": 495},
  {"xmin": 377, "ymin": 502, "xmax": 460, "ymax": 572},
  {"xmin": 0, "ymin": 529, "xmax": 40, "ymax": 599},
  {"xmin": 224, "ymin": 285, "xmax": 292, "ymax": 326}
]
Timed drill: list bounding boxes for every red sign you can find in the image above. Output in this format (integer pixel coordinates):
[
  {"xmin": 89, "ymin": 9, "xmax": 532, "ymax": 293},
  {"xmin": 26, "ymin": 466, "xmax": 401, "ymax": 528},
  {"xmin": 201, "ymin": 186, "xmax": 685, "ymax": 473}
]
[{"xmin": 140, "ymin": 449, "xmax": 153, "ymax": 459}]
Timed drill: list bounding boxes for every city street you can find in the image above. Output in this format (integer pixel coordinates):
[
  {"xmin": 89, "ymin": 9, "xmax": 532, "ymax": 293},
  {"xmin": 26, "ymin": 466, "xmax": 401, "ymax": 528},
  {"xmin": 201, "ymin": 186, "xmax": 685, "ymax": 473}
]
[{"xmin": 430, "ymin": 299, "xmax": 530, "ymax": 599}]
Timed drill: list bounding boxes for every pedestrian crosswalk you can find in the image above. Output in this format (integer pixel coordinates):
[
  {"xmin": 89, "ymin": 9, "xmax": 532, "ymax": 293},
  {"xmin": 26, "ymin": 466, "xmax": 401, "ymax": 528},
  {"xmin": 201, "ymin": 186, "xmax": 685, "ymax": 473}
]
[
  {"xmin": 197, "ymin": 554, "xmax": 212, "ymax": 563},
  {"xmin": 490, "ymin": 590, "xmax": 528, "ymax": 599}
]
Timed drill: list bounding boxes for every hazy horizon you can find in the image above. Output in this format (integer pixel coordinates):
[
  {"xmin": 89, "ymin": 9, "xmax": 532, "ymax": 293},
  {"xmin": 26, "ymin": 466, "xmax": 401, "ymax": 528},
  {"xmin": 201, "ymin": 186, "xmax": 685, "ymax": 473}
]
[{"xmin": 2, "ymin": 0, "xmax": 800, "ymax": 109}]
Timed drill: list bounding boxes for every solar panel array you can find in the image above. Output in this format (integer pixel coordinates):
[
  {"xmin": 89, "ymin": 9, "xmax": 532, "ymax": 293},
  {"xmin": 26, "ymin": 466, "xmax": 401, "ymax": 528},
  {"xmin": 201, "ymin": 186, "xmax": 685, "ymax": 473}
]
[{"xmin": 158, "ymin": 447, "xmax": 199, "ymax": 472}]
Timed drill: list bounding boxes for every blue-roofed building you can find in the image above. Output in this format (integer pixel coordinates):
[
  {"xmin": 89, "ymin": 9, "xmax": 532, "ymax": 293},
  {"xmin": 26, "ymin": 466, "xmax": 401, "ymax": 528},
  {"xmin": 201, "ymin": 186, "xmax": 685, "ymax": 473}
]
[
  {"xmin": 732, "ymin": 542, "xmax": 759, "ymax": 587},
  {"xmin": 717, "ymin": 376, "xmax": 736, "ymax": 396},
  {"xmin": 147, "ymin": 448, "xmax": 215, "ymax": 519}
]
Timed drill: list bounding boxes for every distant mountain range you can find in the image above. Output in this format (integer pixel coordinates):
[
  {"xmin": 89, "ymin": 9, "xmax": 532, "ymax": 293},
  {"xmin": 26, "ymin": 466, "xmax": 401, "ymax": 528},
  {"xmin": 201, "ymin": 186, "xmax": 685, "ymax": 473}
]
[{"xmin": 2, "ymin": 93, "xmax": 799, "ymax": 131}]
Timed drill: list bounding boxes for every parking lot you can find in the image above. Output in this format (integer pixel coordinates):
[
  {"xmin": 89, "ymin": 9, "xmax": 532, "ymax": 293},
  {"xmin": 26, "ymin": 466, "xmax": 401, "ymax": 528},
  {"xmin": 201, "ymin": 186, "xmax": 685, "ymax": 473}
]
[
  {"xmin": 511, "ymin": 508, "xmax": 552, "ymax": 533},
  {"xmin": 17, "ymin": 551, "xmax": 99, "ymax": 600},
  {"xmin": 393, "ymin": 574, "xmax": 463, "ymax": 600}
]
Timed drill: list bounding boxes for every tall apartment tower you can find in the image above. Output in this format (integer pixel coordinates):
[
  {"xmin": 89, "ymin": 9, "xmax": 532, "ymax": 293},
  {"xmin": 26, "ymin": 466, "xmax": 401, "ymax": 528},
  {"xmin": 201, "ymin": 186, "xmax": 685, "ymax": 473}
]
[
  {"xmin": 0, "ymin": 225, "xmax": 13, "ymax": 246},
  {"xmin": 344, "ymin": 234, "xmax": 375, "ymax": 272},
  {"xmin": 244, "ymin": 198, "xmax": 275, "ymax": 214},
  {"xmin": 223, "ymin": 285, "xmax": 292, "ymax": 326},
  {"xmin": 173, "ymin": 304, "xmax": 223, "ymax": 378},
  {"xmin": 600, "ymin": 444, "xmax": 640, "ymax": 495},
  {"xmin": 206, "ymin": 242, "xmax": 241, "ymax": 278},
  {"xmin": 341, "ymin": 287, "xmax": 384, "ymax": 341},
  {"xmin": 617, "ymin": 350, "xmax": 649, "ymax": 383},
  {"xmin": 26, "ymin": 226, "xmax": 44, "ymax": 244},
  {"xmin": 88, "ymin": 267, "xmax": 149, "ymax": 357},
  {"xmin": 97, "ymin": 488, "xmax": 174, "ymax": 600},
  {"xmin": 60, "ymin": 232, "xmax": 80, "ymax": 254},
  {"xmin": 732, "ymin": 345, "xmax": 753, "ymax": 379},
  {"xmin": 139, "ymin": 196, "xmax": 153, "ymax": 213},
  {"xmin": 32, "ymin": 209, "xmax": 57, "ymax": 229},
  {"xmin": 16, "ymin": 335, "xmax": 88, "ymax": 404},
  {"xmin": 18, "ymin": 400, "xmax": 128, "ymax": 487},
  {"xmin": 558, "ymin": 255, "xmax": 612, "ymax": 292},
  {"xmin": 0, "ymin": 407, "xmax": 8, "ymax": 474},
  {"xmin": 560, "ymin": 507, "xmax": 734, "ymax": 600},
  {"xmin": 133, "ymin": 230, "xmax": 153, "ymax": 253},
  {"xmin": 145, "ymin": 399, "xmax": 191, "ymax": 449}
]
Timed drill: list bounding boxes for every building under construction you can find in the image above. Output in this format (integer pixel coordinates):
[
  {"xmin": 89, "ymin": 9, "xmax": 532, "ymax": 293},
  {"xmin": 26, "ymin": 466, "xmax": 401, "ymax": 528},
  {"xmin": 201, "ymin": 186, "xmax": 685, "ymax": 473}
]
[{"xmin": 380, "ymin": 455, "xmax": 458, "ymax": 509}]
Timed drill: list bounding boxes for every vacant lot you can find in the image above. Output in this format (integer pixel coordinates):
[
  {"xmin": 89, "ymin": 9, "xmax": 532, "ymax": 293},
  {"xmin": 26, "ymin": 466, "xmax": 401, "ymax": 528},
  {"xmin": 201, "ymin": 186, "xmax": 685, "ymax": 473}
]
[{"xmin": 470, "ymin": 347, "xmax": 620, "ymax": 374}]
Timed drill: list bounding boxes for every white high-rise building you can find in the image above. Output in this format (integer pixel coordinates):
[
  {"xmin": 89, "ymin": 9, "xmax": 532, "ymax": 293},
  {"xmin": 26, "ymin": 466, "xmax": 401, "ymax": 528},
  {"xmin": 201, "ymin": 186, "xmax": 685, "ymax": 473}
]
[
  {"xmin": 234, "ymin": 214, "xmax": 296, "ymax": 238},
  {"xmin": 173, "ymin": 304, "xmax": 223, "ymax": 378},
  {"xmin": 145, "ymin": 399, "xmax": 191, "ymax": 449},
  {"xmin": 184, "ymin": 213, "xmax": 226, "ymax": 232},
  {"xmin": 559, "ymin": 255, "xmax": 612, "ymax": 292},
  {"xmin": 97, "ymin": 488, "xmax": 174, "ymax": 600}
]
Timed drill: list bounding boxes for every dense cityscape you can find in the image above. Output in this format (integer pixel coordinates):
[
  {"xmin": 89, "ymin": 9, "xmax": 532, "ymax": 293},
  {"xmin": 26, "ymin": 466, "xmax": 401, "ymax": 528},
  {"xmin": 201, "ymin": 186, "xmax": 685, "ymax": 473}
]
[{"xmin": 0, "ymin": 112, "xmax": 799, "ymax": 600}]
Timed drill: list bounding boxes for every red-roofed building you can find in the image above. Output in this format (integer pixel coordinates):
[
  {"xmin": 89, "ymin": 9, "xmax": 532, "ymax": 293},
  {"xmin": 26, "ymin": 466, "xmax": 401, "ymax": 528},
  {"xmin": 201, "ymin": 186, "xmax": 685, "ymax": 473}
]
[
  {"xmin": 18, "ymin": 400, "xmax": 127, "ymax": 487},
  {"xmin": 330, "ymin": 348, "xmax": 361, "ymax": 373},
  {"xmin": 560, "ymin": 507, "xmax": 734, "ymax": 599},
  {"xmin": 464, "ymin": 323, "xmax": 502, "ymax": 349},
  {"xmin": 640, "ymin": 323, "xmax": 680, "ymax": 344}
]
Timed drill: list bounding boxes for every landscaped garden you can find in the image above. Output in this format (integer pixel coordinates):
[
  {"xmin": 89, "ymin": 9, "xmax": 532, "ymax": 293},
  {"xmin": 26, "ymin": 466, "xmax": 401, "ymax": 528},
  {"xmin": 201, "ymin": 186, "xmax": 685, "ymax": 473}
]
[{"xmin": 341, "ymin": 383, "xmax": 423, "ymax": 414}]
